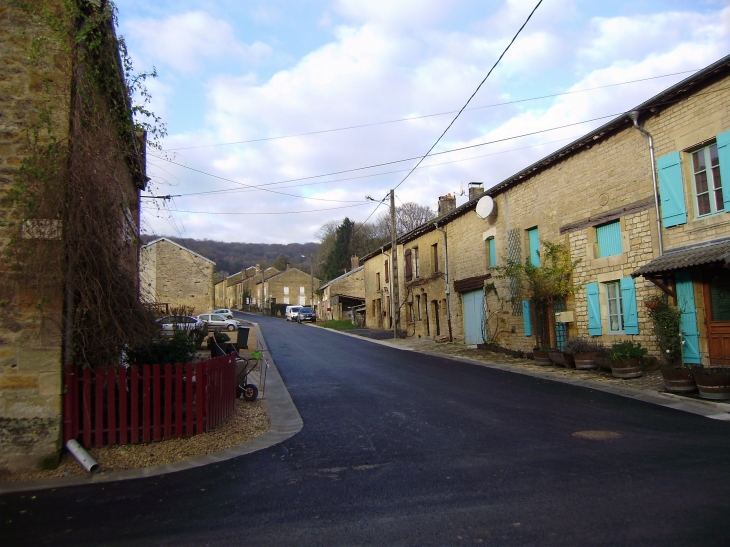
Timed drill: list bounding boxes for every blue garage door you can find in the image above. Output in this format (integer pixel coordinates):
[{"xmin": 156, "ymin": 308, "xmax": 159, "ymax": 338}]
[{"xmin": 463, "ymin": 290, "xmax": 485, "ymax": 345}]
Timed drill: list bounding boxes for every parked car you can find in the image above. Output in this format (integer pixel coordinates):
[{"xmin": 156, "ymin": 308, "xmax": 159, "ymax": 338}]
[
  {"xmin": 285, "ymin": 306, "xmax": 302, "ymax": 321},
  {"xmin": 197, "ymin": 313, "xmax": 242, "ymax": 332},
  {"xmin": 155, "ymin": 315, "xmax": 207, "ymax": 337},
  {"xmin": 297, "ymin": 307, "xmax": 316, "ymax": 323},
  {"xmin": 213, "ymin": 308, "xmax": 234, "ymax": 319}
]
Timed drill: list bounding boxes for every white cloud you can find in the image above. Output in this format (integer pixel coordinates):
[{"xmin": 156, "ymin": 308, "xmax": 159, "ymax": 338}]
[{"xmin": 125, "ymin": 11, "xmax": 272, "ymax": 74}]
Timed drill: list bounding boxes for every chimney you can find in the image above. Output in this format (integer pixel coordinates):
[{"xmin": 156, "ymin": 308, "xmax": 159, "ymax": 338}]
[
  {"xmin": 468, "ymin": 182, "xmax": 484, "ymax": 201},
  {"xmin": 286, "ymin": 262, "xmax": 291, "ymax": 270},
  {"xmin": 351, "ymin": 255, "xmax": 359, "ymax": 271},
  {"xmin": 438, "ymin": 193, "xmax": 456, "ymax": 216}
]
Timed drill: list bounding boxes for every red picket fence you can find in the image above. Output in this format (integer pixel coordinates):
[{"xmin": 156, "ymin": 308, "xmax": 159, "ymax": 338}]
[{"xmin": 63, "ymin": 354, "xmax": 237, "ymax": 448}]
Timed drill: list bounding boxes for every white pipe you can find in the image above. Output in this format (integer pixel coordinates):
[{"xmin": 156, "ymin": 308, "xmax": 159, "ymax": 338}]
[{"xmin": 66, "ymin": 439, "xmax": 100, "ymax": 474}]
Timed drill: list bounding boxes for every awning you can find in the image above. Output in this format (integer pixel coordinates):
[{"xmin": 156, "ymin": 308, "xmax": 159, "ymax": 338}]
[
  {"xmin": 632, "ymin": 237, "xmax": 730, "ymax": 278},
  {"xmin": 453, "ymin": 274, "xmax": 492, "ymax": 293}
]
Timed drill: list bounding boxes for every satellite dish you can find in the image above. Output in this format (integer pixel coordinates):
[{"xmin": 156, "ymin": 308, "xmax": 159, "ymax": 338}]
[{"xmin": 475, "ymin": 195, "xmax": 494, "ymax": 219}]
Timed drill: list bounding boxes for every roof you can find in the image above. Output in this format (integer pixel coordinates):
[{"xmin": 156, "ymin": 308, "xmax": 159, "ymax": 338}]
[
  {"xmin": 632, "ymin": 237, "xmax": 730, "ymax": 277},
  {"xmin": 141, "ymin": 237, "xmax": 216, "ymax": 265},
  {"xmin": 361, "ymin": 53, "xmax": 730, "ymax": 262},
  {"xmin": 319, "ymin": 266, "xmax": 364, "ymax": 290},
  {"xmin": 257, "ymin": 267, "xmax": 321, "ymax": 285}
]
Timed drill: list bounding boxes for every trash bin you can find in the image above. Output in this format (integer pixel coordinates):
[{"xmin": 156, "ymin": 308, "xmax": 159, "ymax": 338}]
[{"xmin": 234, "ymin": 326, "xmax": 250, "ymax": 350}]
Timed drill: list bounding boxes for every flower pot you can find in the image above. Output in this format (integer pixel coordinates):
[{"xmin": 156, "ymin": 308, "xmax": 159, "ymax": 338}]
[
  {"xmin": 644, "ymin": 300, "xmax": 661, "ymax": 310},
  {"xmin": 533, "ymin": 350, "xmax": 552, "ymax": 366},
  {"xmin": 594, "ymin": 354, "xmax": 611, "ymax": 371},
  {"xmin": 574, "ymin": 352, "xmax": 599, "ymax": 370},
  {"xmin": 610, "ymin": 358, "xmax": 643, "ymax": 379},
  {"xmin": 694, "ymin": 368, "xmax": 730, "ymax": 401},
  {"xmin": 660, "ymin": 367, "xmax": 697, "ymax": 394},
  {"xmin": 548, "ymin": 351, "xmax": 575, "ymax": 368}
]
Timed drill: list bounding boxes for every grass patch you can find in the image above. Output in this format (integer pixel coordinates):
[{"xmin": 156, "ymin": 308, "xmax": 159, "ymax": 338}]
[{"xmin": 318, "ymin": 319, "xmax": 358, "ymax": 330}]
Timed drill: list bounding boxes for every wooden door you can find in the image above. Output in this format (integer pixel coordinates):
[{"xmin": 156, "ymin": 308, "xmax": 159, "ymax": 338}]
[
  {"xmin": 704, "ymin": 267, "xmax": 730, "ymax": 365},
  {"xmin": 462, "ymin": 290, "xmax": 485, "ymax": 345}
]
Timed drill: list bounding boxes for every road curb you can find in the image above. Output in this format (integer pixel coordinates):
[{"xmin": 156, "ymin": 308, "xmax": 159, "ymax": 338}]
[
  {"xmin": 319, "ymin": 327, "xmax": 730, "ymax": 421},
  {"xmin": 0, "ymin": 322, "xmax": 303, "ymax": 494}
]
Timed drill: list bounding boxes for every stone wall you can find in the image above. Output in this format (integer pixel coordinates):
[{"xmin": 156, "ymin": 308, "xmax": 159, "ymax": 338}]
[
  {"xmin": 139, "ymin": 239, "xmax": 215, "ymax": 315},
  {"xmin": 364, "ymin": 250, "xmax": 390, "ymax": 330},
  {"xmin": 320, "ymin": 267, "xmax": 365, "ymax": 320},
  {"xmin": 265, "ymin": 268, "xmax": 320, "ymax": 309}
]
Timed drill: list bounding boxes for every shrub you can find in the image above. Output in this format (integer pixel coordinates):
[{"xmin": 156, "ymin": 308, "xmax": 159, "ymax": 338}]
[
  {"xmin": 645, "ymin": 295, "xmax": 682, "ymax": 365},
  {"xmin": 126, "ymin": 330, "xmax": 199, "ymax": 366},
  {"xmin": 609, "ymin": 340, "xmax": 648, "ymax": 362},
  {"xmin": 563, "ymin": 338, "xmax": 603, "ymax": 355}
]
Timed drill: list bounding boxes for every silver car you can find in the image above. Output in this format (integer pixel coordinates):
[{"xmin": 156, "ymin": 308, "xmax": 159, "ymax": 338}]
[
  {"xmin": 155, "ymin": 315, "xmax": 206, "ymax": 337},
  {"xmin": 213, "ymin": 308, "xmax": 234, "ymax": 319},
  {"xmin": 198, "ymin": 313, "xmax": 242, "ymax": 332}
]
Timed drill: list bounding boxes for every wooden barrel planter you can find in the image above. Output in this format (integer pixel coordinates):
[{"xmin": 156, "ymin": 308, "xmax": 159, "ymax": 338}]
[
  {"xmin": 574, "ymin": 352, "xmax": 599, "ymax": 370},
  {"xmin": 533, "ymin": 350, "xmax": 552, "ymax": 366},
  {"xmin": 549, "ymin": 351, "xmax": 575, "ymax": 369},
  {"xmin": 694, "ymin": 368, "xmax": 730, "ymax": 401},
  {"xmin": 610, "ymin": 358, "xmax": 643, "ymax": 379},
  {"xmin": 660, "ymin": 368, "xmax": 697, "ymax": 394},
  {"xmin": 594, "ymin": 354, "xmax": 611, "ymax": 371}
]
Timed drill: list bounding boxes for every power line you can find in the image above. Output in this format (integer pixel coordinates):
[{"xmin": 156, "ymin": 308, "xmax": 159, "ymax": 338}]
[
  {"xmin": 161, "ymin": 69, "xmax": 698, "ymax": 151},
  {"xmin": 393, "ymin": 0, "xmax": 545, "ymax": 192},
  {"xmin": 163, "ymin": 202, "xmax": 369, "ymax": 215}
]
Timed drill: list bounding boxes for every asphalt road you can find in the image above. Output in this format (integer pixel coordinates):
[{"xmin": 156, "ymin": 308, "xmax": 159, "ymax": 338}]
[{"xmin": 2, "ymin": 313, "xmax": 730, "ymax": 546}]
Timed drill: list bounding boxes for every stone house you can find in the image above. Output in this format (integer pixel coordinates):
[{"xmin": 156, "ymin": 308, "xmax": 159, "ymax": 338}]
[
  {"xmin": 0, "ymin": 2, "xmax": 149, "ymax": 471},
  {"xmin": 318, "ymin": 257, "xmax": 365, "ymax": 321},
  {"xmin": 259, "ymin": 267, "xmax": 321, "ymax": 310},
  {"xmin": 363, "ymin": 246, "xmax": 393, "ymax": 330},
  {"xmin": 361, "ymin": 54, "xmax": 730, "ymax": 366},
  {"xmin": 139, "ymin": 238, "xmax": 215, "ymax": 315}
]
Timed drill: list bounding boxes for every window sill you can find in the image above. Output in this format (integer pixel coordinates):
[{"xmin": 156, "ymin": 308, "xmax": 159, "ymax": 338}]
[{"xmin": 589, "ymin": 253, "xmax": 627, "ymax": 270}]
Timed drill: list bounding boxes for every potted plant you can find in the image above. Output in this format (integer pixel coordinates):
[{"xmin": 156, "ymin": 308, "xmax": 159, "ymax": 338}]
[
  {"xmin": 548, "ymin": 348, "xmax": 575, "ymax": 368},
  {"xmin": 533, "ymin": 345, "xmax": 552, "ymax": 366},
  {"xmin": 608, "ymin": 341, "xmax": 647, "ymax": 379},
  {"xmin": 693, "ymin": 367, "xmax": 730, "ymax": 400},
  {"xmin": 563, "ymin": 338, "xmax": 602, "ymax": 370},
  {"xmin": 645, "ymin": 295, "xmax": 697, "ymax": 394}
]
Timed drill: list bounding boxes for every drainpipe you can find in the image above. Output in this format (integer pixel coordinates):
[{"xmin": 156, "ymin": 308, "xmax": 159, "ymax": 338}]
[
  {"xmin": 434, "ymin": 222, "xmax": 453, "ymax": 342},
  {"xmin": 628, "ymin": 110, "xmax": 664, "ymax": 256}
]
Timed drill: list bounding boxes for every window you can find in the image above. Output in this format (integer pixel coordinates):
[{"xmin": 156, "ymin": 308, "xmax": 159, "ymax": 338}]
[
  {"xmin": 376, "ymin": 272, "xmax": 381, "ymax": 290},
  {"xmin": 404, "ymin": 248, "xmax": 413, "ymax": 280},
  {"xmin": 283, "ymin": 297, "xmax": 289, "ymax": 304},
  {"xmin": 384, "ymin": 260, "xmax": 389, "ymax": 283},
  {"xmin": 691, "ymin": 144, "xmax": 724, "ymax": 216},
  {"xmin": 299, "ymin": 286, "xmax": 305, "ymax": 295},
  {"xmin": 283, "ymin": 286, "xmax": 289, "ymax": 295},
  {"xmin": 605, "ymin": 281, "xmax": 624, "ymax": 333},
  {"xmin": 408, "ymin": 301, "xmax": 414, "ymax": 322},
  {"xmin": 596, "ymin": 221, "xmax": 622, "ymax": 257},
  {"xmin": 431, "ymin": 243, "xmax": 439, "ymax": 273},
  {"xmin": 414, "ymin": 248, "xmax": 420, "ymax": 277},
  {"xmin": 416, "ymin": 295, "xmax": 422, "ymax": 320},
  {"xmin": 486, "ymin": 237, "xmax": 496, "ymax": 267},
  {"xmin": 526, "ymin": 227, "xmax": 540, "ymax": 267},
  {"xmin": 298, "ymin": 296, "xmax": 306, "ymax": 306}
]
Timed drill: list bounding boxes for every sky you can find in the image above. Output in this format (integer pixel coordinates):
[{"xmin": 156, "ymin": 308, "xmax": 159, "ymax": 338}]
[{"xmin": 114, "ymin": 0, "xmax": 730, "ymax": 245}]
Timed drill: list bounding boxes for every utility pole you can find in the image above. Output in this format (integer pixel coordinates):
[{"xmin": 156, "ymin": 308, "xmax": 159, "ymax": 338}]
[{"xmin": 390, "ymin": 189, "xmax": 400, "ymax": 339}]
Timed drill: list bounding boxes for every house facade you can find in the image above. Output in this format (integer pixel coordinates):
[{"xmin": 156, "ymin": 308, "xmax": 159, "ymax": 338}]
[
  {"xmin": 259, "ymin": 267, "xmax": 321, "ymax": 309},
  {"xmin": 361, "ymin": 54, "xmax": 730, "ymax": 366},
  {"xmin": 139, "ymin": 238, "xmax": 215, "ymax": 315},
  {"xmin": 319, "ymin": 261, "xmax": 365, "ymax": 321}
]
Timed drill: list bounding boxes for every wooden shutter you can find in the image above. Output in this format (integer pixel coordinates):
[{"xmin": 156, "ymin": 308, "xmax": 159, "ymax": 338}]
[
  {"xmin": 488, "ymin": 238, "xmax": 496, "ymax": 267},
  {"xmin": 527, "ymin": 228, "xmax": 540, "ymax": 266},
  {"xmin": 716, "ymin": 131, "xmax": 730, "ymax": 212},
  {"xmin": 620, "ymin": 277, "xmax": 639, "ymax": 335},
  {"xmin": 675, "ymin": 271, "xmax": 701, "ymax": 364},
  {"xmin": 596, "ymin": 221, "xmax": 622, "ymax": 257},
  {"xmin": 656, "ymin": 152, "xmax": 687, "ymax": 227},
  {"xmin": 522, "ymin": 300, "xmax": 532, "ymax": 336},
  {"xmin": 404, "ymin": 248, "xmax": 412, "ymax": 280},
  {"xmin": 384, "ymin": 260, "xmax": 389, "ymax": 283},
  {"xmin": 586, "ymin": 282, "xmax": 602, "ymax": 336}
]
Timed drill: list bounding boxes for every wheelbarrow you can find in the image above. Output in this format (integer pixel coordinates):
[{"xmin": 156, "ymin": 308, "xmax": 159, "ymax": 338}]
[{"xmin": 236, "ymin": 351, "xmax": 261, "ymax": 401}]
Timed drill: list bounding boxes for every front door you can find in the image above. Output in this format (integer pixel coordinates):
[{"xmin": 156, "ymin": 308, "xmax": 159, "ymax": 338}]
[
  {"xmin": 462, "ymin": 290, "xmax": 485, "ymax": 345},
  {"xmin": 704, "ymin": 267, "xmax": 730, "ymax": 365}
]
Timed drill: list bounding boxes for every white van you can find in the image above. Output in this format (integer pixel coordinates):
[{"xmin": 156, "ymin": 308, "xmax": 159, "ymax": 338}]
[{"xmin": 285, "ymin": 306, "xmax": 302, "ymax": 321}]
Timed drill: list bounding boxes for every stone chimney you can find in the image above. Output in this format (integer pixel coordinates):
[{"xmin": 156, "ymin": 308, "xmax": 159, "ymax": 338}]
[
  {"xmin": 438, "ymin": 193, "xmax": 456, "ymax": 216},
  {"xmin": 351, "ymin": 255, "xmax": 359, "ymax": 271},
  {"xmin": 286, "ymin": 262, "xmax": 291, "ymax": 270},
  {"xmin": 468, "ymin": 182, "xmax": 484, "ymax": 201}
]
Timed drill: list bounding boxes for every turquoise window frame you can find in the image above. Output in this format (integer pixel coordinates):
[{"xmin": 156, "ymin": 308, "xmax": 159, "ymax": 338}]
[
  {"xmin": 691, "ymin": 143, "xmax": 725, "ymax": 217},
  {"xmin": 605, "ymin": 281, "xmax": 624, "ymax": 334},
  {"xmin": 527, "ymin": 227, "xmax": 540, "ymax": 267},
  {"xmin": 487, "ymin": 237, "xmax": 496, "ymax": 267}
]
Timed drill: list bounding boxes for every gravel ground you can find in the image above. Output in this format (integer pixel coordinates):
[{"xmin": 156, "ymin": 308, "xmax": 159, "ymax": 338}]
[{"xmin": 0, "ymin": 399, "xmax": 270, "ymax": 483}]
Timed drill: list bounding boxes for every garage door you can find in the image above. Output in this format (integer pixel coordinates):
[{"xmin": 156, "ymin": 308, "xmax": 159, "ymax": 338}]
[{"xmin": 462, "ymin": 289, "xmax": 485, "ymax": 345}]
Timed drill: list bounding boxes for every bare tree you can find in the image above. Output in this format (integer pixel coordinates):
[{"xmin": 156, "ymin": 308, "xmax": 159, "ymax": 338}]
[{"xmin": 373, "ymin": 202, "xmax": 436, "ymax": 240}]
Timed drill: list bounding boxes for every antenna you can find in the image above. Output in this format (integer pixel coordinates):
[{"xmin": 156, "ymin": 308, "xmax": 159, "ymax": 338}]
[{"xmin": 475, "ymin": 195, "xmax": 495, "ymax": 219}]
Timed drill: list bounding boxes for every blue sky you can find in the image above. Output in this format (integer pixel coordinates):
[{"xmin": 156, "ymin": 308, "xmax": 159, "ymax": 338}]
[{"xmin": 114, "ymin": 0, "xmax": 730, "ymax": 244}]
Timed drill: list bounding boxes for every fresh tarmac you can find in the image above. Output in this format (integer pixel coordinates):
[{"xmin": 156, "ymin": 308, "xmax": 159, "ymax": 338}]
[{"xmin": 2, "ymin": 312, "xmax": 730, "ymax": 546}]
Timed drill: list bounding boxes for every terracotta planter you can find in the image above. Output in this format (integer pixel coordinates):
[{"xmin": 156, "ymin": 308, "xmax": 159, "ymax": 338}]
[
  {"xmin": 694, "ymin": 368, "xmax": 730, "ymax": 401},
  {"xmin": 660, "ymin": 367, "xmax": 697, "ymax": 394},
  {"xmin": 574, "ymin": 352, "xmax": 599, "ymax": 370},
  {"xmin": 610, "ymin": 357, "xmax": 643, "ymax": 379},
  {"xmin": 594, "ymin": 354, "xmax": 611, "ymax": 371},
  {"xmin": 644, "ymin": 300, "xmax": 661, "ymax": 310},
  {"xmin": 548, "ymin": 351, "xmax": 575, "ymax": 368},
  {"xmin": 533, "ymin": 350, "xmax": 552, "ymax": 366}
]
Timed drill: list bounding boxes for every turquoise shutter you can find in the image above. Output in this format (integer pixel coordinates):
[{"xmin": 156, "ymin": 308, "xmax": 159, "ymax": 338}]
[
  {"xmin": 522, "ymin": 300, "xmax": 532, "ymax": 336},
  {"xmin": 488, "ymin": 238, "xmax": 497, "ymax": 266},
  {"xmin": 675, "ymin": 271, "xmax": 701, "ymax": 364},
  {"xmin": 528, "ymin": 228, "xmax": 540, "ymax": 266},
  {"xmin": 620, "ymin": 277, "xmax": 639, "ymax": 335},
  {"xmin": 596, "ymin": 221, "xmax": 622, "ymax": 257},
  {"xmin": 586, "ymin": 283, "xmax": 602, "ymax": 336},
  {"xmin": 656, "ymin": 152, "xmax": 687, "ymax": 227},
  {"xmin": 716, "ymin": 131, "xmax": 730, "ymax": 212}
]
